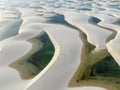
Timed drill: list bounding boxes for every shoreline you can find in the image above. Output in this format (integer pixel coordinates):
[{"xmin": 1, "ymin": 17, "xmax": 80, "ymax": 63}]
[
  {"xmin": 67, "ymin": 16, "xmax": 120, "ymax": 90},
  {"xmin": 68, "ymin": 31, "xmax": 120, "ymax": 90},
  {"xmin": 1, "ymin": 0, "xmax": 120, "ymax": 90},
  {"xmin": 25, "ymin": 29, "xmax": 60, "ymax": 89},
  {"xmin": 9, "ymin": 31, "xmax": 55, "ymax": 80}
]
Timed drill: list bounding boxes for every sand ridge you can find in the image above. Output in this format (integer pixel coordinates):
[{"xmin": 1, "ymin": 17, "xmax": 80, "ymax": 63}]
[{"xmin": 0, "ymin": 0, "xmax": 120, "ymax": 90}]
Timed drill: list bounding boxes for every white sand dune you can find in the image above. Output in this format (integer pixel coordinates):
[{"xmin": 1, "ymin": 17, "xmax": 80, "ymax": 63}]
[
  {"xmin": 88, "ymin": 13, "xmax": 120, "ymax": 65},
  {"xmin": 82, "ymin": 12, "xmax": 120, "ymax": 65},
  {"xmin": 106, "ymin": 33, "xmax": 120, "ymax": 65},
  {"xmin": 63, "ymin": 12, "xmax": 111, "ymax": 52},
  {"xmin": 0, "ymin": 67, "xmax": 30, "ymax": 90},
  {"xmin": 0, "ymin": 38, "xmax": 32, "ymax": 90},
  {"xmin": 0, "ymin": 0, "xmax": 119, "ymax": 90},
  {"xmin": 25, "ymin": 24, "xmax": 106, "ymax": 90},
  {"xmin": 26, "ymin": 23, "xmax": 82, "ymax": 90},
  {"xmin": 91, "ymin": 14, "xmax": 120, "ymax": 65},
  {"xmin": 0, "ymin": 5, "xmax": 63, "ymax": 90},
  {"xmin": 0, "ymin": 19, "xmax": 22, "ymax": 41}
]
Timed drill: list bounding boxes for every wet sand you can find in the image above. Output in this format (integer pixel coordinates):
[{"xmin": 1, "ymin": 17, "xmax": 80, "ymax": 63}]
[
  {"xmin": 68, "ymin": 25, "xmax": 120, "ymax": 90},
  {"xmin": 9, "ymin": 32, "xmax": 55, "ymax": 79}
]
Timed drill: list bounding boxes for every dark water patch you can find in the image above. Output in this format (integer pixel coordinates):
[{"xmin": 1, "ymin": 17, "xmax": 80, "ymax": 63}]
[
  {"xmin": 47, "ymin": 13, "xmax": 97, "ymax": 52},
  {"xmin": 29, "ymin": 6, "xmax": 43, "ymax": 9},
  {"xmin": 88, "ymin": 16, "xmax": 117, "ymax": 43},
  {"xmin": 37, "ymin": 13, "xmax": 44, "ymax": 16},
  {"xmin": 87, "ymin": 43, "xmax": 96, "ymax": 53},
  {"xmin": 88, "ymin": 16, "xmax": 101, "ymax": 25},
  {"xmin": 109, "ymin": 4, "xmax": 120, "ymax": 10},
  {"xmin": 28, "ymin": 33, "xmax": 55, "ymax": 69},
  {"xmin": 47, "ymin": 13, "xmax": 68, "ymax": 25},
  {"xmin": 96, "ymin": 8, "xmax": 106, "ymax": 11},
  {"xmin": 9, "ymin": 32, "xmax": 55, "ymax": 79},
  {"xmin": 47, "ymin": 13, "xmax": 84, "ymax": 31},
  {"xmin": 78, "ymin": 7, "xmax": 92, "ymax": 11},
  {"xmin": 112, "ymin": 19, "xmax": 120, "ymax": 26},
  {"xmin": 66, "ymin": 15, "xmax": 119, "ymax": 90},
  {"xmin": 64, "ymin": 0, "xmax": 74, "ymax": 3},
  {"xmin": 47, "ymin": 13, "xmax": 96, "ymax": 51},
  {"xmin": 91, "ymin": 56, "xmax": 120, "ymax": 78}
]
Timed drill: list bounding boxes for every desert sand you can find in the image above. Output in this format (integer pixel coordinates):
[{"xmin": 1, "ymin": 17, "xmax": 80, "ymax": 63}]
[{"xmin": 0, "ymin": 0, "xmax": 120, "ymax": 90}]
